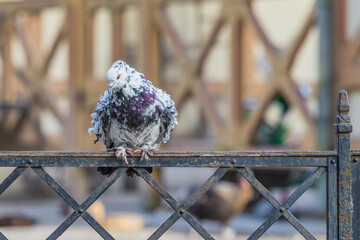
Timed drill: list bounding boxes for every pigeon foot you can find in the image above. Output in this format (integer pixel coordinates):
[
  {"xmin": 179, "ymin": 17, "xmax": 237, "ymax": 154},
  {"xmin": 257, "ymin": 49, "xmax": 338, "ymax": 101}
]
[
  {"xmin": 133, "ymin": 148, "xmax": 154, "ymax": 161},
  {"xmin": 139, "ymin": 149, "xmax": 154, "ymax": 161},
  {"xmin": 115, "ymin": 147, "xmax": 133, "ymax": 164}
]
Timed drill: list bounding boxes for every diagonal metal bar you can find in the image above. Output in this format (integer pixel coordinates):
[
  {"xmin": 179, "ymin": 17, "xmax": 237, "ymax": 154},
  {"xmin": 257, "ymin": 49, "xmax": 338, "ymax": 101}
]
[
  {"xmin": 248, "ymin": 210, "xmax": 283, "ymax": 240},
  {"xmin": 282, "ymin": 167, "xmax": 325, "ymax": 209},
  {"xmin": 178, "ymin": 168, "xmax": 229, "ymax": 240},
  {"xmin": 79, "ymin": 212, "xmax": 113, "ymax": 239},
  {"xmin": 252, "ymin": 168, "xmax": 324, "ymax": 239},
  {"xmin": 48, "ymin": 211, "xmax": 82, "ymax": 239},
  {"xmin": 136, "ymin": 168, "xmax": 228, "ymax": 240},
  {"xmin": 181, "ymin": 212, "xmax": 215, "ymax": 240},
  {"xmin": 78, "ymin": 167, "xmax": 127, "ymax": 211},
  {"xmin": 237, "ymin": 168, "xmax": 280, "ymax": 207},
  {"xmin": 182, "ymin": 168, "xmax": 229, "ymax": 209},
  {"xmin": 135, "ymin": 168, "xmax": 181, "ymax": 211},
  {"xmin": 282, "ymin": 211, "xmax": 316, "ymax": 240},
  {"xmin": 64, "ymin": 167, "xmax": 126, "ymax": 239},
  {"xmin": 33, "ymin": 167, "xmax": 126, "ymax": 240},
  {"xmin": 0, "ymin": 232, "xmax": 8, "ymax": 240},
  {"xmin": 136, "ymin": 169, "xmax": 183, "ymax": 239},
  {"xmin": 32, "ymin": 167, "xmax": 80, "ymax": 208},
  {"xmin": 248, "ymin": 169, "xmax": 322, "ymax": 239},
  {"xmin": 239, "ymin": 167, "xmax": 324, "ymax": 239},
  {"xmin": 148, "ymin": 211, "xmax": 180, "ymax": 240},
  {"xmin": 0, "ymin": 167, "xmax": 27, "ymax": 195},
  {"xmin": 48, "ymin": 167, "xmax": 126, "ymax": 240}
]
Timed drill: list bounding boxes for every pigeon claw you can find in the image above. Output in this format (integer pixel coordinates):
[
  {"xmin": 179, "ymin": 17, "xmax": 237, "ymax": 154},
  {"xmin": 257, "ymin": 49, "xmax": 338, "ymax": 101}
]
[
  {"xmin": 139, "ymin": 149, "xmax": 154, "ymax": 161},
  {"xmin": 115, "ymin": 148, "xmax": 129, "ymax": 164},
  {"xmin": 140, "ymin": 151, "xmax": 148, "ymax": 162},
  {"xmin": 115, "ymin": 149, "xmax": 122, "ymax": 157},
  {"xmin": 123, "ymin": 156, "xmax": 129, "ymax": 164},
  {"xmin": 126, "ymin": 149, "xmax": 134, "ymax": 156}
]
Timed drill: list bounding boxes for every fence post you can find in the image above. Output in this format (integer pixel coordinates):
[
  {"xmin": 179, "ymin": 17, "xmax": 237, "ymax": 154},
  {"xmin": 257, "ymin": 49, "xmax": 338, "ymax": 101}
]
[{"xmin": 335, "ymin": 89, "xmax": 357, "ymax": 239}]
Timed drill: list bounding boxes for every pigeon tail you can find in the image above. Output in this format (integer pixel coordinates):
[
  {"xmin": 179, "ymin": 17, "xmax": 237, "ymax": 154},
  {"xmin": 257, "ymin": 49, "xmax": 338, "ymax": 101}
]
[{"xmin": 97, "ymin": 167, "xmax": 153, "ymax": 177}]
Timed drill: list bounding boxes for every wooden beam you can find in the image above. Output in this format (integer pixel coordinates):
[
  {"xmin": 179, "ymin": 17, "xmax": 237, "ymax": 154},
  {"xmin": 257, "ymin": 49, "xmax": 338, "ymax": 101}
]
[
  {"xmin": 67, "ymin": 0, "xmax": 86, "ymax": 150},
  {"xmin": 140, "ymin": 0, "xmax": 161, "ymax": 87},
  {"xmin": 285, "ymin": 7, "xmax": 315, "ymax": 70},
  {"xmin": 112, "ymin": 7, "xmax": 125, "ymax": 62},
  {"xmin": 230, "ymin": 2, "xmax": 244, "ymax": 148}
]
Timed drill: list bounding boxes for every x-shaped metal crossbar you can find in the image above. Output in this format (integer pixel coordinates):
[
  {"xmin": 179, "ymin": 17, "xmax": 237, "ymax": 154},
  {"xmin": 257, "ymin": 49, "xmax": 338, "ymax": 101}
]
[
  {"xmin": 237, "ymin": 167, "xmax": 325, "ymax": 240},
  {"xmin": 33, "ymin": 167, "xmax": 127, "ymax": 239},
  {"xmin": 0, "ymin": 165, "xmax": 324, "ymax": 240},
  {"xmin": 0, "ymin": 166, "xmax": 127, "ymax": 240},
  {"xmin": 135, "ymin": 167, "xmax": 229, "ymax": 239}
]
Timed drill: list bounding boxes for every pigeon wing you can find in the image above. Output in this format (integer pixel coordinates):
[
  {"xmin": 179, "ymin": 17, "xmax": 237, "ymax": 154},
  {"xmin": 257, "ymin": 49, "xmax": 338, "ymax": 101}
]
[
  {"xmin": 89, "ymin": 90, "xmax": 114, "ymax": 149},
  {"xmin": 155, "ymin": 89, "xmax": 178, "ymax": 143}
]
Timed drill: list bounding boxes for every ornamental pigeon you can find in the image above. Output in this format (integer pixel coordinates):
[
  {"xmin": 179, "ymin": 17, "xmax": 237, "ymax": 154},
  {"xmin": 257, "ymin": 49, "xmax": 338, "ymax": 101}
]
[{"xmin": 89, "ymin": 60, "xmax": 178, "ymax": 177}]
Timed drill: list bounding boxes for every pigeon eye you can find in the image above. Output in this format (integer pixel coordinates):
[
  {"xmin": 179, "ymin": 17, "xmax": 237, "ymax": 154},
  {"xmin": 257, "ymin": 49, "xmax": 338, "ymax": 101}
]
[{"xmin": 117, "ymin": 75, "xmax": 120, "ymax": 80}]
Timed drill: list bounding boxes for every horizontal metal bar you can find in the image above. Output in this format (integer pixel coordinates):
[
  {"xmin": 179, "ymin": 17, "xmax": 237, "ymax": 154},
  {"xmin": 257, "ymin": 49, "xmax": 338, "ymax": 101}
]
[
  {"xmin": 0, "ymin": 151, "xmax": 331, "ymax": 167},
  {"xmin": 351, "ymin": 150, "xmax": 360, "ymax": 156},
  {"xmin": 0, "ymin": 150, "xmax": 338, "ymax": 158}
]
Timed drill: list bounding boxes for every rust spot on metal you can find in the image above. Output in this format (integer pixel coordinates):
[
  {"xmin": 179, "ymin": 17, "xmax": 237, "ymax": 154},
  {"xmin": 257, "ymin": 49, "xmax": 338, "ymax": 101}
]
[{"xmin": 341, "ymin": 179, "xmax": 351, "ymax": 190}]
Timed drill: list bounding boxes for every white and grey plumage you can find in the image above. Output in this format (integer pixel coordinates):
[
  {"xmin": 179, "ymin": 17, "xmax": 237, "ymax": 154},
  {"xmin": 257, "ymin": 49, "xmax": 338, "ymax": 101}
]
[{"xmin": 89, "ymin": 60, "xmax": 178, "ymax": 176}]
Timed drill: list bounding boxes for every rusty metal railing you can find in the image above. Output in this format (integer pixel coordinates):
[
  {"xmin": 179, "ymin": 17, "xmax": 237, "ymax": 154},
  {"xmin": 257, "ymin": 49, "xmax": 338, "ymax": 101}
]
[{"xmin": 0, "ymin": 89, "xmax": 359, "ymax": 239}]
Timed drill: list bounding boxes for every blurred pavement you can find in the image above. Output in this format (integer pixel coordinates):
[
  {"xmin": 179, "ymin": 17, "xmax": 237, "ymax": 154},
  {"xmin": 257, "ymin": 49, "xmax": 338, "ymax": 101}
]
[{"xmin": 0, "ymin": 194, "xmax": 326, "ymax": 240}]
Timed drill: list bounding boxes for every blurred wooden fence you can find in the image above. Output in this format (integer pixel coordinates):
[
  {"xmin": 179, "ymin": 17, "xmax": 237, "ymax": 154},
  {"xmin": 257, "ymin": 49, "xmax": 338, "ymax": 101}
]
[{"xmin": 0, "ymin": 0, "xmax": 358, "ymax": 151}]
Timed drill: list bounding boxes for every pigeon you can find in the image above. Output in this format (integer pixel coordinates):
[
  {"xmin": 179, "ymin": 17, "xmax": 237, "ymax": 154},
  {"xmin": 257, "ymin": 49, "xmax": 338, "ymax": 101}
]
[{"xmin": 89, "ymin": 60, "xmax": 178, "ymax": 177}]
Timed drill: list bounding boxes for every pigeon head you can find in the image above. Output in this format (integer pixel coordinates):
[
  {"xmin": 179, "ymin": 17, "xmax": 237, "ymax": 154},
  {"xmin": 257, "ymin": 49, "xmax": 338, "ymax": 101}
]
[
  {"xmin": 106, "ymin": 60, "xmax": 144, "ymax": 98},
  {"xmin": 106, "ymin": 60, "xmax": 129, "ymax": 88}
]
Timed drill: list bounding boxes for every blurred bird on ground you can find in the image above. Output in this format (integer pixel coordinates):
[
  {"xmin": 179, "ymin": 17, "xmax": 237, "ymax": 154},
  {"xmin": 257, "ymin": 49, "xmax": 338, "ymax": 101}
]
[{"xmin": 189, "ymin": 171, "xmax": 254, "ymax": 238}]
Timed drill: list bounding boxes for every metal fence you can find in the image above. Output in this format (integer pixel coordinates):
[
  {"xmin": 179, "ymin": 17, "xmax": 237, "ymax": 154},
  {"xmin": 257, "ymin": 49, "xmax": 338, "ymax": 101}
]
[{"xmin": 0, "ymin": 89, "xmax": 358, "ymax": 239}]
